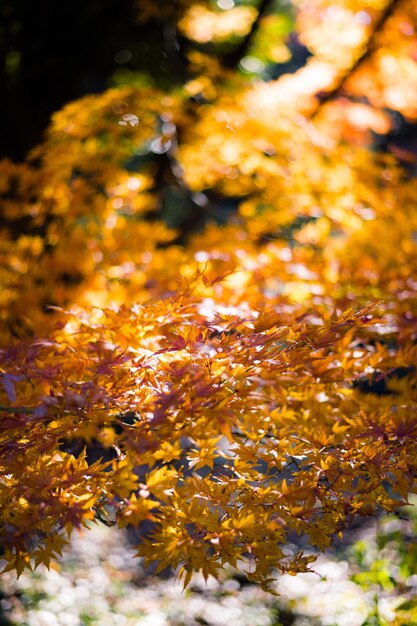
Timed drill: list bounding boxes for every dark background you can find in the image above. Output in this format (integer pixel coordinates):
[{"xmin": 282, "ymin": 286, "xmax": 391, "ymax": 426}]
[
  {"xmin": 1, "ymin": 0, "xmax": 416, "ymax": 164},
  {"xmin": 0, "ymin": 0, "xmax": 174, "ymax": 160}
]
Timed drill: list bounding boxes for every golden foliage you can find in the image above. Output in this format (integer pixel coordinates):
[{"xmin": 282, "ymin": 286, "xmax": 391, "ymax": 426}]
[{"xmin": 1, "ymin": 0, "xmax": 417, "ymax": 589}]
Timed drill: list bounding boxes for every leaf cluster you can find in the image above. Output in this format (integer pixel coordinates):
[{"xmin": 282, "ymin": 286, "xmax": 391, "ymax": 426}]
[{"xmin": 0, "ymin": 0, "xmax": 417, "ymax": 589}]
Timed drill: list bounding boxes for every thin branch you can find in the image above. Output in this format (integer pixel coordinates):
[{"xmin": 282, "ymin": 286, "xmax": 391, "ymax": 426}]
[
  {"xmin": 163, "ymin": 19, "xmax": 189, "ymax": 85},
  {"xmin": 311, "ymin": 0, "xmax": 399, "ymax": 117},
  {"xmin": 222, "ymin": 0, "xmax": 274, "ymax": 69},
  {"xmin": 0, "ymin": 406, "xmax": 35, "ymax": 412}
]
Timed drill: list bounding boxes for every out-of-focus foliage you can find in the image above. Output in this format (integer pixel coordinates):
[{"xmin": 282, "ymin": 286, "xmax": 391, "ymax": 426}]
[
  {"xmin": 296, "ymin": 0, "xmax": 417, "ymax": 119},
  {"xmin": 1, "ymin": 0, "xmax": 417, "ymax": 595},
  {"xmin": 179, "ymin": 4, "xmax": 258, "ymax": 43},
  {"xmin": 345, "ymin": 502, "xmax": 417, "ymax": 625}
]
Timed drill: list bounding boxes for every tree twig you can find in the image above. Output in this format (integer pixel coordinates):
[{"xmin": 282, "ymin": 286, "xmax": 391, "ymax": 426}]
[
  {"xmin": 163, "ymin": 18, "xmax": 189, "ymax": 84},
  {"xmin": 0, "ymin": 406, "xmax": 35, "ymax": 412},
  {"xmin": 311, "ymin": 0, "xmax": 399, "ymax": 117},
  {"xmin": 222, "ymin": 0, "xmax": 275, "ymax": 69}
]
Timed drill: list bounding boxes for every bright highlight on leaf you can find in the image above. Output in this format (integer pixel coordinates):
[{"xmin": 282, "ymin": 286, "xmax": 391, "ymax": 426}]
[{"xmin": 118, "ymin": 113, "xmax": 139, "ymax": 127}]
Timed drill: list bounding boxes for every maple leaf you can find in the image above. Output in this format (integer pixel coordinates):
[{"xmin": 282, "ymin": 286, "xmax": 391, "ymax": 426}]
[{"xmin": 1, "ymin": 0, "xmax": 417, "ymax": 587}]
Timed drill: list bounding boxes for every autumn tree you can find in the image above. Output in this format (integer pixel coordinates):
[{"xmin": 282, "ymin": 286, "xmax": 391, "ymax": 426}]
[{"xmin": 1, "ymin": 0, "xmax": 417, "ymax": 590}]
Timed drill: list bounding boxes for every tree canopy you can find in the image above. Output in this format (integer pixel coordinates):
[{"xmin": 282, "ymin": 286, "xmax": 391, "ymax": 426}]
[{"xmin": 1, "ymin": 0, "xmax": 417, "ymax": 591}]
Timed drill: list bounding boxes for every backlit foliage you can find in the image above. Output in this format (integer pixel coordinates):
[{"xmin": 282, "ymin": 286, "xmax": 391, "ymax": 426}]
[{"xmin": 1, "ymin": 0, "xmax": 417, "ymax": 591}]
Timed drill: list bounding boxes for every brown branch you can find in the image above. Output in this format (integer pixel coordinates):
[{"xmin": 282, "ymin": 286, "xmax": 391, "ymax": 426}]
[
  {"xmin": 0, "ymin": 406, "xmax": 35, "ymax": 412},
  {"xmin": 222, "ymin": 0, "xmax": 275, "ymax": 69},
  {"xmin": 311, "ymin": 0, "xmax": 399, "ymax": 117},
  {"xmin": 163, "ymin": 18, "xmax": 189, "ymax": 85}
]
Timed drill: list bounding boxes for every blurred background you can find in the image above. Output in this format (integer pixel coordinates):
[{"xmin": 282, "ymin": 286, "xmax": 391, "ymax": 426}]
[{"xmin": 0, "ymin": 0, "xmax": 156, "ymax": 159}]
